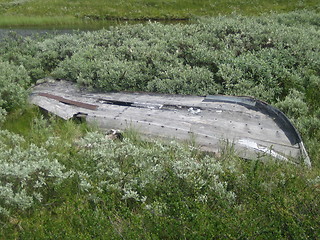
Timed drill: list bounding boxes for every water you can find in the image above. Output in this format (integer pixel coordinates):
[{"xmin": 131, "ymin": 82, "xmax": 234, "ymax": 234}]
[
  {"xmin": 0, "ymin": 21, "xmax": 119, "ymax": 40},
  {"xmin": 0, "ymin": 19, "xmax": 189, "ymax": 40},
  {"xmin": 0, "ymin": 28, "xmax": 75, "ymax": 40}
]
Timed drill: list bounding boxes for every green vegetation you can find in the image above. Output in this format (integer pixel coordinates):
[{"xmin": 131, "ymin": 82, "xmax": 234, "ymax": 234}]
[
  {"xmin": 1, "ymin": 113, "xmax": 319, "ymax": 239},
  {"xmin": 0, "ymin": 15, "xmax": 82, "ymax": 28},
  {"xmin": 0, "ymin": 11, "xmax": 319, "ymax": 239},
  {"xmin": 0, "ymin": 16, "xmax": 126, "ymax": 30},
  {"xmin": 0, "ymin": 0, "xmax": 320, "ymax": 28}
]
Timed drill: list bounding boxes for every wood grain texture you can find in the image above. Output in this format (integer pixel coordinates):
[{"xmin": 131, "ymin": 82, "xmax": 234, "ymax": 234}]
[{"xmin": 30, "ymin": 80, "xmax": 311, "ymax": 166}]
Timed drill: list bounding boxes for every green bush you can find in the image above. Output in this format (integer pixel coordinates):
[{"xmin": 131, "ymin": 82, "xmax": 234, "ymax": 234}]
[
  {"xmin": 4, "ymin": 131, "xmax": 315, "ymax": 239},
  {"xmin": 0, "ymin": 122, "xmax": 318, "ymax": 238},
  {"xmin": 48, "ymin": 11, "xmax": 320, "ymax": 102},
  {"xmin": 0, "ymin": 130, "xmax": 71, "ymax": 216},
  {"xmin": 0, "ymin": 60, "xmax": 30, "ymax": 117},
  {"xmin": 1, "ymin": 11, "xmax": 319, "ymax": 103},
  {"xmin": 76, "ymin": 132, "xmax": 235, "ymax": 206}
]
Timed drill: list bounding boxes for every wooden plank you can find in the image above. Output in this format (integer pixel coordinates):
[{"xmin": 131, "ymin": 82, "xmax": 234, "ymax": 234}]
[
  {"xmin": 38, "ymin": 92, "xmax": 98, "ymax": 110},
  {"xmin": 30, "ymin": 95, "xmax": 80, "ymax": 120}
]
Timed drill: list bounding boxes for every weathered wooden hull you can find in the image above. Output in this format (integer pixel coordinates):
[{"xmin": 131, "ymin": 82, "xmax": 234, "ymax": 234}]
[{"xmin": 30, "ymin": 80, "xmax": 311, "ymax": 166}]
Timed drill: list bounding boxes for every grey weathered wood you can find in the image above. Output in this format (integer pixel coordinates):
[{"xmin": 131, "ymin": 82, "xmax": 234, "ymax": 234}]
[{"xmin": 29, "ymin": 80, "xmax": 311, "ymax": 166}]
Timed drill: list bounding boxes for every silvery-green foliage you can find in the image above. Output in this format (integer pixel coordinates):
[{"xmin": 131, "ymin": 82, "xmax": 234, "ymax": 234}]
[
  {"xmin": 144, "ymin": 201, "xmax": 167, "ymax": 216},
  {"xmin": 36, "ymin": 34, "xmax": 85, "ymax": 70},
  {"xmin": 1, "ymin": 11, "xmax": 319, "ymax": 103},
  {"xmin": 308, "ymin": 176, "xmax": 320, "ymax": 186},
  {"xmin": 146, "ymin": 64, "xmax": 221, "ymax": 95},
  {"xmin": 47, "ymin": 11, "xmax": 320, "ymax": 104},
  {"xmin": 76, "ymin": 132, "xmax": 236, "ymax": 208},
  {"xmin": 217, "ymin": 50, "xmax": 285, "ymax": 100},
  {"xmin": 0, "ymin": 60, "xmax": 30, "ymax": 112},
  {"xmin": 271, "ymin": 10, "xmax": 320, "ymax": 28},
  {"xmin": 0, "ymin": 107, "xmax": 6, "ymax": 125},
  {"xmin": 275, "ymin": 89, "xmax": 320, "ymax": 140},
  {"xmin": 0, "ymin": 32, "xmax": 85, "ymax": 80},
  {"xmin": 275, "ymin": 90, "xmax": 308, "ymax": 120},
  {"xmin": 0, "ymin": 34, "xmax": 45, "ymax": 80},
  {"xmin": 0, "ymin": 130, "xmax": 71, "ymax": 216}
]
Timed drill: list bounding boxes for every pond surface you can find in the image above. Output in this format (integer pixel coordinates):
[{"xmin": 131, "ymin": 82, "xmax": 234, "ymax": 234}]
[
  {"xmin": 0, "ymin": 22, "xmax": 117, "ymax": 40},
  {"xmin": 0, "ymin": 28, "xmax": 76, "ymax": 40},
  {"xmin": 0, "ymin": 19, "xmax": 189, "ymax": 40}
]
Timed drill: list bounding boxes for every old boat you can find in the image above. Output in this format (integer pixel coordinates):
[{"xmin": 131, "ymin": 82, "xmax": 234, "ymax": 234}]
[{"xmin": 30, "ymin": 79, "xmax": 311, "ymax": 166}]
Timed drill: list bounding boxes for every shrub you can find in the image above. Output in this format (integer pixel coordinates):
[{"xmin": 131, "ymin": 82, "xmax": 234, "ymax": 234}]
[
  {"xmin": 75, "ymin": 132, "xmax": 236, "ymax": 207},
  {"xmin": 49, "ymin": 12, "xmax": 320, "ymax": 102},
  {"xmin": 0, "ymin": 60, "xmax": 30, "ymax": 113},
  {"xmin": 2, "ymin": 11, "xmax": 319, "ymax": 104},
  {"xmin": 0, "ymin": 130, "xmax": 71, "ymax": 216}
]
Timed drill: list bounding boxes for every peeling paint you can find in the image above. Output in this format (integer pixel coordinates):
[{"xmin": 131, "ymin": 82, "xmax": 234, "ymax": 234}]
[{"xmin": 238, "ymin": 138, "xmax": 289, "ymax": 162}]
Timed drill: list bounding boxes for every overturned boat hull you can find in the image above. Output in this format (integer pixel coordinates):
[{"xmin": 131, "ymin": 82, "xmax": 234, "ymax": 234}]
[{"xmin": 30, "ymin": 80, "xmax": 311, "ymax": 166}]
